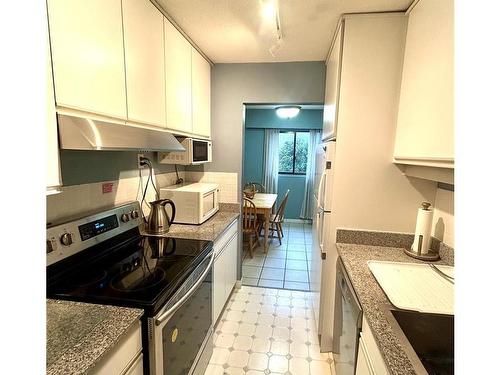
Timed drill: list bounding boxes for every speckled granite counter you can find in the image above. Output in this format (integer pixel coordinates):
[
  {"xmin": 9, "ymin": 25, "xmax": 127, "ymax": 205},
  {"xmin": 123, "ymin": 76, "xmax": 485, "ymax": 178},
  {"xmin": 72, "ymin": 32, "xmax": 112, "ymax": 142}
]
[
  {"xmin": 336, "ymin": 242, "xmax": 453, "ymax": 375},
  {"xmin": 163, "ymin": 209, "xmax": 239, "ymax": 242},
  {"xmin": 47, "ymin": 299, "xmax": 143, "ymax": 375}
]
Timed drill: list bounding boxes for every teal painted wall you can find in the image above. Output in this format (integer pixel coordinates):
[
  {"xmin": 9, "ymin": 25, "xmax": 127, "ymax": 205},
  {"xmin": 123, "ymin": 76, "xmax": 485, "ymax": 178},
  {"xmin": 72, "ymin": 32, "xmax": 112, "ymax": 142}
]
[
  {"xmin": 245, "ymin": 109, "xmax": 323, "ymax": 130},
  {"xmin": 59, "ymin": 150, "xmax": 178, "ymax": 186},
  {"xmin": 243, "ymin": 108, "xmax": 323, "ymax": 219}
]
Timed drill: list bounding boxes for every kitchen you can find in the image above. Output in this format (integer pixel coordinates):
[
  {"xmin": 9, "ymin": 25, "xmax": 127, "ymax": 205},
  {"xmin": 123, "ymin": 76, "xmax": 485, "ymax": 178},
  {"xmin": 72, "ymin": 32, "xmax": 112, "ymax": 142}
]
[{"xmin": 1, "ymin": 0, "xmax": 497, "ymax": 374}]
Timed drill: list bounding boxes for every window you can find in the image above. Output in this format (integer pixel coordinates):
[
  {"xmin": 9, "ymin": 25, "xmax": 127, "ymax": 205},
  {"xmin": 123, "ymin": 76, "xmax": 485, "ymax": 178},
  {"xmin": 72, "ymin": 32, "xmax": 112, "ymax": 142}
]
[{"xmin": 278, "ymin": 131, "xmax": 310, "ymax": 174}]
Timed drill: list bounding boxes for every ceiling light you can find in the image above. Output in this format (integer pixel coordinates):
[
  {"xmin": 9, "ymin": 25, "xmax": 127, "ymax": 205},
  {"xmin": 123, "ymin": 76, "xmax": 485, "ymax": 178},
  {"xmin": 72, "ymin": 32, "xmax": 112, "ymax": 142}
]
[
  {"xmin": 261, "ymin": 1, "xmax": 276, "ymax": 20},
  {"xmin": 276, "ymin": 106, "xmax": 301, "ymax": 119}
]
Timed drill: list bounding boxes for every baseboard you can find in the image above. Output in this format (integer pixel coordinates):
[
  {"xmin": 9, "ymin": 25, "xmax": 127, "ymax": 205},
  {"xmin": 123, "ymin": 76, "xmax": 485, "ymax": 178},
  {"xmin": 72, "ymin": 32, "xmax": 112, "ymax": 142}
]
[{"xmin": 235, "ymin": 280, "xmax": 242, "ymax": 289}]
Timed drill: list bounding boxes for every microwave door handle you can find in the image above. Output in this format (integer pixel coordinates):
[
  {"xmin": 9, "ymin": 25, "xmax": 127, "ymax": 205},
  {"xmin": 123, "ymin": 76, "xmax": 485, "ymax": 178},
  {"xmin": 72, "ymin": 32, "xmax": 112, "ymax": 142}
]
[{"xmin": 155, "ymin": 251, "xmax": 215, "ymax": 326}]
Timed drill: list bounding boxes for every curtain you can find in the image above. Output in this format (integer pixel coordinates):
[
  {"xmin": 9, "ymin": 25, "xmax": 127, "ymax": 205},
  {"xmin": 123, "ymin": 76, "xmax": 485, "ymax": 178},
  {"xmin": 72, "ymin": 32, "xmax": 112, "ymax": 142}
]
[
  {"xmin": 300, "ymin": 130, "xmax": 322, "ymax": 219},
  {"xmin": 262, "ymin": 129, "xmax": 280, "ymax": 195}
]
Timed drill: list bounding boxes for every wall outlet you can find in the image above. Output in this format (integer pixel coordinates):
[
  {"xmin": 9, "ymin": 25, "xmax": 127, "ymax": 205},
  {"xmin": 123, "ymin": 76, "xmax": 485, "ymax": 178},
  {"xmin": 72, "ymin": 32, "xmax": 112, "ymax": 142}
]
[{"xmin": 137, "ymin": 153, "xmax": 145, "ymax": 169}]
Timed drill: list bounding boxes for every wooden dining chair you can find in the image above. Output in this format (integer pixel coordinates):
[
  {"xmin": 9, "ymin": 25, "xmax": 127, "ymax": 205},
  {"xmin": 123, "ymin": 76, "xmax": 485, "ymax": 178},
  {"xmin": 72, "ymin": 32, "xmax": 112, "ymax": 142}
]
[
  {"xmin": 242, "ymin": 198, "xmax": 261, "ymax": 258},
  {"xmin": 260, "ymin": 189, "xmax": 290, "ymax": 245},
  {"xmin": 247, "ymin": 182, "xmax": 266, "ymax": 193}
]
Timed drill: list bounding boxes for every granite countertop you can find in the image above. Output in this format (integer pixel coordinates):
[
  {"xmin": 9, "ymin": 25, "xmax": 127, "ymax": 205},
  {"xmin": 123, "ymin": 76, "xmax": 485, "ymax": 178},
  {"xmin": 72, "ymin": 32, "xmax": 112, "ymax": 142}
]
[
  {"xmin": 47, "ymin": 299, "xmax": 143, "ymax": 375},
  {"xmin": 163, "ymin": 208, "xmax": 239, "ymax": 242},
  {"xmin": 336, "ymin": 243, "xmax": 453, "ymax": 375}
]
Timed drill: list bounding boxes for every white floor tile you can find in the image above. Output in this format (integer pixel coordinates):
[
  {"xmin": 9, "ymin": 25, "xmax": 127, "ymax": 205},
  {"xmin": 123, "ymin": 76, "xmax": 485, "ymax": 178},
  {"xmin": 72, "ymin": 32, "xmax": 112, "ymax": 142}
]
[
  {"xmin": 226, "ymin": 310, "xmax": 243, "ymax": 322},
  {"xmin": 215, "ymin": 333, "xmax": 235, "ymax": 348},
  {"xmin": 270, "ymin": 339, "xmax": 289, "ymax": 356},
  {"xmin": 241, "ymin": 277, "xmax": 259, "ymax": 286},
  {"xmin": 289, "ymin": 341, "xmax": 309, "ymax": 358},
  {"xmin": 233, "ymin": 335, "xmax": 253, "ymax": 351},
  {"xmin": 220, "ymin": 320, "xmax": 239, "ymax": 334},
  {"xmin": 224, "ymin": 366, "xmax": 245, "ymax": 375},
  {"xmin": 210, "ymin": 347, "xmax": 230, "ymax": 365},
  {"xmin": 268, "ymin": 355, "xmax": 289, "ymax": 373},
  {"xmin": 272, "ymin": 326, "xmax": 290, "ymax": 341},
  {"xmin": 274, "ymin": 316, "xmax": 291, "ymax": 328},
  {"xmin": 227, "ymin": 350, "xmax": 249, "ymax": 368},
  {"xmin": 309, "ymin": 360, "xmax": 332, "ymax": 374},
  {"xmin": 242, "ymin": 265, "xmax": 262, "ymax": 278},
  {"xmin": 288, "ymin": 357, "xmax": 310, "ymax": 375},
  {"xmin": 205, "ymin": 364, "xmax": 224, "ymax": 375},
  {"xmin": 247, "ymin": 352, "xmax": 269, "ymax": 371},
  {"xmin": 258, "ymin": 313, "xmax": 275, "ymax": 326},
  {"xmin": 254, "ymin": 324, "xmax": 273, "ymax": 339},
  {"xmin": 237, "ymin": 322, "xmax": 256, "ymax": 336},
  {"xmin": 251, "ymin": 337, "xmax": 271, "ymax": 353},
  {"xmin": 241, "ymin": 312, "xmax": 259, "ymax": 324}
]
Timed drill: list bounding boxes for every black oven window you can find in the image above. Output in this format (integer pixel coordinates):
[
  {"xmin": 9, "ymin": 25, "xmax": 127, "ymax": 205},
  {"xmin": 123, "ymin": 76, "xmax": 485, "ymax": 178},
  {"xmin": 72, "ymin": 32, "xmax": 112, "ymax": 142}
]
[{"xmin": 192, "ymin": 141, "xmax": 208, "ymax": 162}]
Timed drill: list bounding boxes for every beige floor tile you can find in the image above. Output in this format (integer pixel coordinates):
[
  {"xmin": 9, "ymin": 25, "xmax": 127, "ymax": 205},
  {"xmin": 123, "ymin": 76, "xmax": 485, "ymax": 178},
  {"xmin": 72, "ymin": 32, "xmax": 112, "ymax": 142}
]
[
  {"xmin": 210, "ymin": 347, "xmax": 230, "ymax": 365},
  {"xmin": 272, "ymin": 326, "xmax": 290, "ymax": 341},
  {"xmin": 247, "ymin": 352, "xmax": 269, "ymax": 371},
  {"xmin": 254, "ymin": 324, "xmax": 273, "ymax": 339},
  {"xmin": 270, "ymin": 339, "xmax": 289, "ymax": 356},
  {"xmin": 245, "ymin": 303, "xmax": 262, "ymax": 313},
  {"xmin": 260, "ymin": 304, "xmax": 276, "ymax": 315},
  {"xmin": 291, "ymin": 317, "xmax": 307, "ymax": 329},
  {"xmin": 227, "ymin": 350, "xmax": 250, "ymax": 368},
  {"xmin": 258, "ymin": 313, "xmax": 275, "ymax": 326},
  {"xmin": 251, "ymin": 337, "xmax": 271, "ymax": 353},
  {"xmin": 268, "ymin": 355, "xmax": 289, "ymax": 373},
  {"xmin": 309, "ymin": 344, "xmax": 331, "ymax": 361},
  {"xmin": 233, "ymin": 335, "xmax": 253, "ymax": 351},
  {"xmin": 229, "ymin": 300, "xmax": 246, "ymax": 311},
  {"xmin": 288, "ymin": 357, "xmax": 310, "ymax": 375},
  {"xmin": 274, "ymin": 316, "xmax": 291, "ymax": 328},
  {"xmin": 289, "ymin": 341, "xmax": 309, "ymax": 358},
  {"xmin": 215, "ymin": 333, "xmax": 235, "ymax": 348},
  {"xmin": 290, "ymin": 328, "xmax": 309, "ymax": 343},
  {"xmin": 246, "ymin": 371, "xmax": 265, "ymax": 375},
  {"xmin": 309, "ymin": 360, "xmax": 332, "ymax": 374},
  {"xmin": 275, "ymin": 306, "xmax": 292, "ymax": 317},
  {"xmin": 237, "ymin": 322, "xmax": 256, "ymax": 336},
  {"xmin": 224, "ymin": 366, "xmax": 245, "ymax": 375},
  {"xmin": 226, "ymin": 310, "xmax": 243, "ymax": 322},
  {"xmin": 220, "ymin": 320, "xmax": 239, "ymax": 334},
  {"xmin": 241, "ymin": 312, "xmax": 259, "ymax": 324},
  {"xmin": 205, "ymin": 364, "xmax": 224, "ymax": 375}
]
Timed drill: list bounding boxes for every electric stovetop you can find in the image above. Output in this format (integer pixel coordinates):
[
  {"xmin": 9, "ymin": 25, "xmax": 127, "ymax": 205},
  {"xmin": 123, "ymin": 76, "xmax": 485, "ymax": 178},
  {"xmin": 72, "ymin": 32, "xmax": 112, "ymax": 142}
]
[{"xmin": 47, "ymin": 230, "xmax": 212, "ymax": 316}]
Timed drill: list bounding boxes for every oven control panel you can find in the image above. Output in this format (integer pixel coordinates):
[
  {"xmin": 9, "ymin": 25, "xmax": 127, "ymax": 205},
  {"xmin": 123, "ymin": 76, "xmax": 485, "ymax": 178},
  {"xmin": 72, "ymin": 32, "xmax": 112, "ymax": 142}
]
[{"xmin": 46, "ymin": 202, "xmax": 143, "ymax": 266}]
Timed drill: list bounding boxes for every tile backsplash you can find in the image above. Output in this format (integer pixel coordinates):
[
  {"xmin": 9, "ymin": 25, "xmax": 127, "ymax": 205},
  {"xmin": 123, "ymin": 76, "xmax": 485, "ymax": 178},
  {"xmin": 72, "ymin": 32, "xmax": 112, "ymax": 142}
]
[
  {"xmin": 47, "ymin": 171, "xmax": 182, "ymax": 224},
  {"xmin": 47, "ymin": 169, "xmax": 239, "ymax": 224},
  {"xmin": 184, "ymin": 171, "xmax": 239, "ymax": 204}
]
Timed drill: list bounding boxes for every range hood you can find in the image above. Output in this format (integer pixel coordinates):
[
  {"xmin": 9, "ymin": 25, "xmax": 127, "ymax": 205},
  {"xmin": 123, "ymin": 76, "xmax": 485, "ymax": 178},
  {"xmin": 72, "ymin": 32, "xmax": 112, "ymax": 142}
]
[{"xmin": 57, "ymin": 114, "xmax": 185, "ymax": 152}]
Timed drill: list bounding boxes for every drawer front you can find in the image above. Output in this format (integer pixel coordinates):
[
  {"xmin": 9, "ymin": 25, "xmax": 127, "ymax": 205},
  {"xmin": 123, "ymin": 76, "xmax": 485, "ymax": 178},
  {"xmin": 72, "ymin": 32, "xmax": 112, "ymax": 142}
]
[{"xmin": 213, "ymin": 219, "xmax": 238, "ymax": 256}]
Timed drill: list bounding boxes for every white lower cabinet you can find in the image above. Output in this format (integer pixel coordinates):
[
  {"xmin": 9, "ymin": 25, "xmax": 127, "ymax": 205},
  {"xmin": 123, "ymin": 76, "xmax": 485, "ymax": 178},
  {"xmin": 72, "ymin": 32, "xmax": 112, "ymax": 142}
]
[
  {"xmin": 356, "ymin": 317, "xmax": 388, "ymax": 375},
  {"xmin": 89, "ymin": 321, "xmax": 143, "ymax": 375},
  {"xmin": 212, "ymin": 220, "xmax": 238, "ymax": 323}
]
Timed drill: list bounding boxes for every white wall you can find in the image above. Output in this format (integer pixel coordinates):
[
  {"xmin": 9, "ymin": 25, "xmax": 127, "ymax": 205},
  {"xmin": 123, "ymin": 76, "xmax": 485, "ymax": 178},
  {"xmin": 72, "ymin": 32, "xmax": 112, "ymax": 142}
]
[{"xmin": 432, "ymin": 188, "xmax": 454, "ymax": 247}]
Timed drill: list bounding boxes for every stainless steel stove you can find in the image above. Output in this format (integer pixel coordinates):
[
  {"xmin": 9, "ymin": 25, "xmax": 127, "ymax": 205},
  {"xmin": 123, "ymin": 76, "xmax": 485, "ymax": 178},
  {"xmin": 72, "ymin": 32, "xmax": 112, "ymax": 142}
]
[{"xmin": 46, "ymin": 202, "xmax": 214, "ymax": 375}]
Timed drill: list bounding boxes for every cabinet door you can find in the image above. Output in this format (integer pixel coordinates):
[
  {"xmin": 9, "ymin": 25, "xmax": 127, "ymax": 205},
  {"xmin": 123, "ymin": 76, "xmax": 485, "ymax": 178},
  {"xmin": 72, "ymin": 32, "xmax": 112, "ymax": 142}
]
[
  {"xmin": 164, "ymin": 19, "xmax": 192, "ymax": 133},
  {"xmin": 122, "ymin": 0, "xmax": 166, "ymax": 127},
  {"xmin": 213, "ymin": 253, "xmax": 226, "ymax": 323},
  {"xmin": 394, "ymin": 0, "xmax": 454, "ymax": 166},
  {"xmin": 47, "ymin": 25, "xmax": 61, "ymax": 193},
  {"xmin": 322, "ymin": 21, "xmax": 344, "ymax": 142},
  {"xmin": 47, "ymin": 0, "xmax": 127, "ymax": 119},
  {"xmin": 355, "ymin": 337, "xmax": 374, "ymax": 375},
  {"xmin": 191, "ymin": 48, "xmax": 211, "ymax": 138},
  {"xmin": 224, "ymin": 234, "xmax": 238, "ymax": 300}
]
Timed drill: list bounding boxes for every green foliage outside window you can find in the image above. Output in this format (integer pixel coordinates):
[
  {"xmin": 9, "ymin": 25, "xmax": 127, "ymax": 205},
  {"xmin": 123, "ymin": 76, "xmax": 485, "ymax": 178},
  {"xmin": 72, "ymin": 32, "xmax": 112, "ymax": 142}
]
[{"xmin": 278, "ymin": 131, "xmax": 309, "ymax": 174}]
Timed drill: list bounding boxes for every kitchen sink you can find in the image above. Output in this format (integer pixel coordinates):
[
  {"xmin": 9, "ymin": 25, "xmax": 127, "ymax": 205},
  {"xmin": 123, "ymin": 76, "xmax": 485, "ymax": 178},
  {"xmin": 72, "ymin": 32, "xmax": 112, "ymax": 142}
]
[{"xmin": 390, "ymin": 309, "xmax": 454, "ymax": 375}]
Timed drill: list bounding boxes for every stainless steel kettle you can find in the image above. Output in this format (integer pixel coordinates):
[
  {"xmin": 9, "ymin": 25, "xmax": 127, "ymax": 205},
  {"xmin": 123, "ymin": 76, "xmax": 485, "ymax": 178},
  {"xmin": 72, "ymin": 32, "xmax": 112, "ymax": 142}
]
[{"xmin": 145, "ymin": 199, "xmax": 176, "ymax": 235}]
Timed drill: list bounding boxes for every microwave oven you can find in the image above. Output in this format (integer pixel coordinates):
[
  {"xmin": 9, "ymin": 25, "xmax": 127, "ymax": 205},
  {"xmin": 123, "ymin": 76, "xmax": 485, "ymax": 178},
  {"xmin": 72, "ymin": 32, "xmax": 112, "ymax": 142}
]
[
  {"xmin": 158, "ymin": 138, "xmax": 212, "ymax": 165},
  {"xmin": 160, "ymin": 183, "xmax": 219, "ymax": 225}
]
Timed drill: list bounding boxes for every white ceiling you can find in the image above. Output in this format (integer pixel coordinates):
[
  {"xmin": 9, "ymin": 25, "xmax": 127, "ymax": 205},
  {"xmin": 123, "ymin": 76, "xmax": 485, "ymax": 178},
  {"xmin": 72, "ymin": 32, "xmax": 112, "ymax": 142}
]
[{"xmin": 156, "ymin": 0, "xmax": 413, "ymax": 63}]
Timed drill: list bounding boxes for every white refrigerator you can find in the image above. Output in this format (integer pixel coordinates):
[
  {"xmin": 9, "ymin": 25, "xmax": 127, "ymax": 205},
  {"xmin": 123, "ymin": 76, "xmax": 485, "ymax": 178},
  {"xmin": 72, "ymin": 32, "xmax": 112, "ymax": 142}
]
[{"xmin": 309, "ymin": 140, "xmax": 338, "ymax": 351}]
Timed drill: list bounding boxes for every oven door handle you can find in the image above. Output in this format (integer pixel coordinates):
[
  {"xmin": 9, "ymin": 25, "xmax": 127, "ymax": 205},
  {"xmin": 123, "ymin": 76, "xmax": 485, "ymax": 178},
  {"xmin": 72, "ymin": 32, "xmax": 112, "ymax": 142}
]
[{"xmin": 155, "ymin": 251, "xmax": 215, "ymax": 326}]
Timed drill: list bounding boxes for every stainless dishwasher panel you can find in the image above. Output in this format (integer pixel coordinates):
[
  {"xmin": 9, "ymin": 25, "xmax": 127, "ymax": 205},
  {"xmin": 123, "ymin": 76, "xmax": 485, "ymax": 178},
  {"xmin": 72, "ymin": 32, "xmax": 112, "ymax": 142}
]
[{"xmin": 333, "ymin": 258, "xmax": 363, "ymax": 375}]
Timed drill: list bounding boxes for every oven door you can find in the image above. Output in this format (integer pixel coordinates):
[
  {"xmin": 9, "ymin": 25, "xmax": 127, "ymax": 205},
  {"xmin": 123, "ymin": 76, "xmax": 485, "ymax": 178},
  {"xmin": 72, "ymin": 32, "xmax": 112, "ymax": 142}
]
[
  {"xmin": 148, "ymin": 251, "xmax": 214, "ymax": 375},
  {"xmin": 191, "ymin": 139, "xmax": 211, "ymax": 164}
]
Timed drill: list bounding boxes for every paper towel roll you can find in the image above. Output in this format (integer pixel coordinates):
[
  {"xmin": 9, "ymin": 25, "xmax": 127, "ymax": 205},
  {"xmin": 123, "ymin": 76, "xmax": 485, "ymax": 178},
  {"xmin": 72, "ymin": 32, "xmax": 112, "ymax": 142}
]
[{"xmin": 411, "ymin": 202, "xmax": 433, "ymax": 255}]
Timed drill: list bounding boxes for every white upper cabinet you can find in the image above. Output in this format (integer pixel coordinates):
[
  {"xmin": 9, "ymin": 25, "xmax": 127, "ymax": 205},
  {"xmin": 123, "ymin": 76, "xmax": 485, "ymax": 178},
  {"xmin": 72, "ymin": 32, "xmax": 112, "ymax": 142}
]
[
  {"xmin": 191, "ymin": 48, "xmax": 211, "ymax": 138},
  {"xmin": 122, "ymin": 0, "xmax": 166, "ymax": 127},
  {"xmin": 47, "ymin": 0, "xmax": 127, "ymax": 119},
  {"xmin": 164, "ymin": 19, "xmax": 192, "ymax": 133},
  {"xmin": 394, "ymin": 0, "xmax": 454, "ymax": 168},
  {"xmin": 47, "ymin": 26, "xmax": 61, "ymax": 193},
  {"xmin": 322, "ymin": 21, "xmax": 344, "ymax": 142}
]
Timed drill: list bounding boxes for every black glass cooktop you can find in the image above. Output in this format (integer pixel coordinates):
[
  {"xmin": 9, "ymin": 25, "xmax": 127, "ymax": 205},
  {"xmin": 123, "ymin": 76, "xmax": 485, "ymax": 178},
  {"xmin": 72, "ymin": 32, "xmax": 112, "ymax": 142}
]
[{"xmin": 47, "ymin": 231, "xmax": 212, "ymax": 316}]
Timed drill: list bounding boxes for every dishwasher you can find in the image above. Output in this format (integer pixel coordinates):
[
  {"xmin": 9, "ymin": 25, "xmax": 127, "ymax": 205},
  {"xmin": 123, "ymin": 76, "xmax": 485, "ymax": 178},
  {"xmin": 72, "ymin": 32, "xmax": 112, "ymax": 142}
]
[{"xmin": 333, "ymin": 258, "xmax": 363, "ymax": 375}]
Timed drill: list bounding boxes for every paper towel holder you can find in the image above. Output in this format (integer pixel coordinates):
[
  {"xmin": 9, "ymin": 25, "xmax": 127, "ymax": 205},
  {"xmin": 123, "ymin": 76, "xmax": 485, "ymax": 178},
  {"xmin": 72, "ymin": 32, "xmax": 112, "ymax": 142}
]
[{"xmin": 404, "ymin": 201, "xmax": 440, "ymax": 261}]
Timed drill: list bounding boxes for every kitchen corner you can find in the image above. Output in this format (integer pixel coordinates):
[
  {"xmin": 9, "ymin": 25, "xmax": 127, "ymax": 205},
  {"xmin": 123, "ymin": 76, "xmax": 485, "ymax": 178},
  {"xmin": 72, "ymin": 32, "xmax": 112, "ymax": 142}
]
[{"xmin": 335, "ymin": 229, "xmax": 454, "ymax": 375}]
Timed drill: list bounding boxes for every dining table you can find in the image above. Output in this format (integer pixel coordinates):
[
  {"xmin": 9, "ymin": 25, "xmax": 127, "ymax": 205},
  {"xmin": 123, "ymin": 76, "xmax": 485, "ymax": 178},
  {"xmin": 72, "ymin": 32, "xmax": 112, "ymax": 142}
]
[{"xmin": 248, "ymin": 193, "xmax": 278, "ymax": 253}]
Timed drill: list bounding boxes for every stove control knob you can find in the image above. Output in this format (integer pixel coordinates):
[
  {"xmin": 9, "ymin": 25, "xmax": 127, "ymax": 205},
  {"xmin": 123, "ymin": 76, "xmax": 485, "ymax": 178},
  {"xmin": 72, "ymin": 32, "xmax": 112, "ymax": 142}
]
[
  {"xmin": 121, "ymin": 213, "xmax": 130, "ymax": 223},
  {"xmin": 130, "ymin": 210, "xmax": 139, "ymax": 219},
  {"xmin": 60, "ymin": 233, "xmax": 73, "ymax": 246}
]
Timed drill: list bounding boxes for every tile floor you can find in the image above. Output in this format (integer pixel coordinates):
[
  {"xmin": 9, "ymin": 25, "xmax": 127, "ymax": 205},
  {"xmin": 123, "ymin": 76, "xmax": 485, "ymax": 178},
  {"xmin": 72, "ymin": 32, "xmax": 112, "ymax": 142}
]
[
  {"xmin": 205, "ymin": 285, "xmax": 334, "ymax": 375},
  {"xmin": 242, "ymin": 222, "xmax": 313, "ymax": 291}
]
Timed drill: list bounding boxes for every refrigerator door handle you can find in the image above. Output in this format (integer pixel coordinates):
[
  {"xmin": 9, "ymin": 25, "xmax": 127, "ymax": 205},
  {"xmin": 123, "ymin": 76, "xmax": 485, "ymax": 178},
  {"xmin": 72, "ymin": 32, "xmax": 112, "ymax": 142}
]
[
  {"xmin": 318, "ymin": 211, "xmax": 327, "ymax": 259},
  {"xmin": 317, "ymin": 170, "xmax": 327, "ymax": 211}
]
